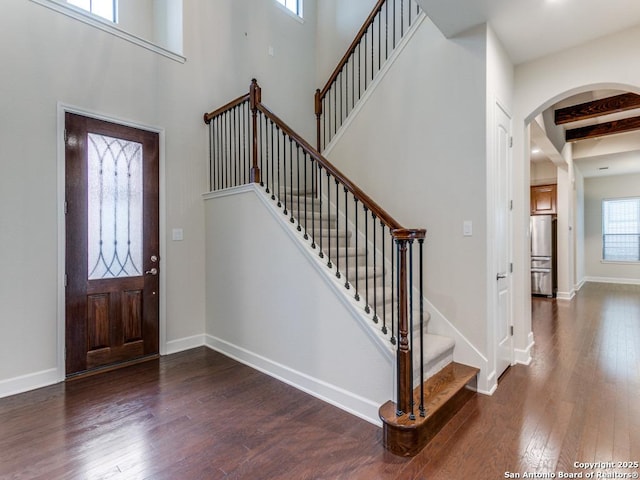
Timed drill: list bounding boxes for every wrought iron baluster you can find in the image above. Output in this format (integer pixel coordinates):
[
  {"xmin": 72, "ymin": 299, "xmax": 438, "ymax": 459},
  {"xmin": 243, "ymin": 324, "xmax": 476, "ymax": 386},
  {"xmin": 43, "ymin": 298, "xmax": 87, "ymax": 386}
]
[
  {"xmin": 330, "ymin": 80, "xmax": 338, "ymax": 138},
  {"xmin": 381, "ymin": 222, "xmax": 387, "ymax": 335},
  {"xmin": 364, "ymin": 28, "xmax": 368, "ymax": 90},
  {"xmin": 323, "ymin": 97, "xmax": 327, "ymax": 151},
  {"xmin": 408, "ymin": 239, "xmax": 415, "ymax": 421},
  {"xmin": 270, "ymin": 120, "xmax": 275, "ymax": 199},
  {"xmin": 297, "ymin": 144, "xmax": 302, "ymax": 231},
  {"xmin": 372, "ymin": 213, "xmax": 379, "ymax": 324},
  {"xmin": 395, "ymin": 239, "xmax": 401, "ymax": 412},
  {"xmin": 351, "ymin": 56, "xmax": 355, "ymax": 111},
  {"xmin": 385, "ymin": 0, "xmax": 389, "ymax": 61},
  {"xmin": 371, "ymin": 24, "xmax": 374, "ymax": 81},
  {"xmin": 393, "ymin": 0, "xmax": 397, "ymax": 49},
  {"xmin": 234, "ymin": 106, "xmax": 239, "ymax": 186},
  {"xmin": 390, "ymin": 233, "xmax": 396, "ymax": 345},
  {"xmin": 259, "ymin": 112, "xmax": 265, "ymax": 187},
  {"xmin": 419, "ymin": 237, "xmax": 425, "ymax": 417},
  {"xmin": 339, "ymin": 70, "xmax": 343, "ymax": 129},
  {"xmin": 344, "ymin": 187, "xmax": 349, "ymax": 289},
  {"xmin": 401, "ymin": 0, "xmax": 405, "ymax": 41},
  {"xmin": 318, "ymin": 164, "xmax": 324, "ymax": 258},
  {"xmin": 276, "ymin": 125, "xmax": 282, "ymax": 207},
  {"xmin": 358, "ymin": 42, "xmax": 362, "ymax": 100},
  {"xmin": 354, "ymin": 198, "xmax": 360, "ymax": 301},
  {"xmin": 283, "ymin": 133, "xmax": 289, "ymax": 217},
  {"xmin": 208, "ymin": 122, "xmax": 213, "ymax": 191},
  {"xmin": 310, "ymin": 155, "xmax": 316, "ymax": 248},
  {"xmin": 335, "ymin": 179, "xmax": 341, "ymax": 279},
  {"xmin": 378, "ymin": 11, "xmax": 381, "ymax": 75},
  {"xmin": 288, "ymin": 138, "xmax": 293, "ymax": 219},
  {"xmin": 326, "ymin": 171, "xmax": 332, "ymax": 268},
  {"xmin": 244, "ymin": 103, "xmax": 252, "ymax": 187},
  {"xmin": 364, "ymin": 205, "xmax": 370, "ymax": 314},
  {"xmin": 260, "ymin": 117, "xmax": 269, "ymax": 193}
]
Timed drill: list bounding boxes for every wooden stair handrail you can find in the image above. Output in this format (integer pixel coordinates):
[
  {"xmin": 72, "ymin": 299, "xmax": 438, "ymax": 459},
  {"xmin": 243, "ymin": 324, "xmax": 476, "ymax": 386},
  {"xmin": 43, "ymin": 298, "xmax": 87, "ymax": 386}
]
[
  {"xmin": 204, "ymin": 92, "xmax": 251, "ymax": 124},
  {"xmin": 316, "ymin": 0, "xmax": 387, "ymax": 104},
  {"xmin": 203, "ymin": 79, "xmax": 426, "ymax": 239}
]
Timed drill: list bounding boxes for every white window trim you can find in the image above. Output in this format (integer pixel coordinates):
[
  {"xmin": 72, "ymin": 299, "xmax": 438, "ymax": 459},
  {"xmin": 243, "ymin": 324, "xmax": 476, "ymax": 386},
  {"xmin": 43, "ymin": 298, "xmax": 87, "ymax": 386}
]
[
  {"xmin": 601, "ymin": 196, "xmax": 640, "ymax": 263},
  {"xmin": 30, "ymin": 0, "xmax": 186, "ymax": 63}
]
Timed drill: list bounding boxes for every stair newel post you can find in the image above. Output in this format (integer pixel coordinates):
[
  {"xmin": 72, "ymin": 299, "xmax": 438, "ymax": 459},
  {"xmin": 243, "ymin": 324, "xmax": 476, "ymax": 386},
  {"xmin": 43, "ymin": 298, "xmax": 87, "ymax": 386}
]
[
  {"xmin": 249, "ymin": 79, "xmax": 262, "ymax": 184},
  {"xmin": 393, "ymin": 228, "xmax": 427, "ymax": 417},
  {"xmin": 394, "ymin": 231, "xmax": 412, "ymax": 416},
  {"xmin": 315, "ymin": 89, "xmax": 322, "ymax": 151}
]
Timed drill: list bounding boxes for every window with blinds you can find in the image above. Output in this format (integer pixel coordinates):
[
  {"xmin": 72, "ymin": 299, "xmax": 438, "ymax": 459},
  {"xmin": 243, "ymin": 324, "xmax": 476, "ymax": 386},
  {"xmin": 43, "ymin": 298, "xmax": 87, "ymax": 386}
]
[{"xmin": 602, "ymin": 197, "xmax": 640, "ymax": 262}]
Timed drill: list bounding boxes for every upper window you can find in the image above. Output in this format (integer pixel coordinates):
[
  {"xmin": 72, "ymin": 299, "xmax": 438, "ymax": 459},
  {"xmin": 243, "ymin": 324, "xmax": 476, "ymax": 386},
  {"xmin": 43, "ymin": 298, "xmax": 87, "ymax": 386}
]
[
  {"xmin": 67, "ymin": 0, "xmax": 116, "ymax": 22},
  {"xmin": 276, "ymin": 0, "xmax": 302, "ymax": 17},
  {"xmin": 602, "ymin": 197, "xmax": 640, "ymax": 262}
]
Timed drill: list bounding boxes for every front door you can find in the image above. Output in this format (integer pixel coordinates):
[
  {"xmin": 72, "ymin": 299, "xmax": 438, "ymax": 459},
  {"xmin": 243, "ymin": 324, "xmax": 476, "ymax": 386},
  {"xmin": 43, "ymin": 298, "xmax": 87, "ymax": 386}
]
[
  {"xmin": 495, "ymin": 103, "xmax": 513, "ymax": 379},
  {"xmin": 65, "ymin": 113, "xmax": 160, "ymax": 376}
]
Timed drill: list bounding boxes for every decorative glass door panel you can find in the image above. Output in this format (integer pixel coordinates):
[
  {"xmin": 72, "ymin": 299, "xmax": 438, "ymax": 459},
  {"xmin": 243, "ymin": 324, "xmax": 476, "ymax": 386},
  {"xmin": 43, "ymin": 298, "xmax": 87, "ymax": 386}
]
[{"xmin": 87, "ymin": 134, "xmax": 143, "ymax": 280}]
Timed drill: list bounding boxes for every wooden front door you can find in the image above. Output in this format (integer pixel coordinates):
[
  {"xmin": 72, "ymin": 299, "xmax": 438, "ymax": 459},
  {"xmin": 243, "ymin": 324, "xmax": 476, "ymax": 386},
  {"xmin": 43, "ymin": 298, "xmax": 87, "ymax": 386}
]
[{"xmin": 65, "ymin": 113, "xmax": 160, "ymax": 376}]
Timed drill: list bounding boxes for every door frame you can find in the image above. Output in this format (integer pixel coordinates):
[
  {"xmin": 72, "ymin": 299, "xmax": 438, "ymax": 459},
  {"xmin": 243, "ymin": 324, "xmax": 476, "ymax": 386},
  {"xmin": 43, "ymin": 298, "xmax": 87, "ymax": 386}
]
[{"xmin": 56, "ymin": 102, "xmax": 167, "ymax": 382}]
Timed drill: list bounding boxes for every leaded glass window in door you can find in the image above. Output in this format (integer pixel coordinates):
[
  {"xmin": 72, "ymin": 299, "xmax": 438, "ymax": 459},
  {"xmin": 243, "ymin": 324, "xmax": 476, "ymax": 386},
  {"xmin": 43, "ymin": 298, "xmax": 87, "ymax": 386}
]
[{"xmin": 87, "ymin": 133, "xmax": 143, "ymax": 279}]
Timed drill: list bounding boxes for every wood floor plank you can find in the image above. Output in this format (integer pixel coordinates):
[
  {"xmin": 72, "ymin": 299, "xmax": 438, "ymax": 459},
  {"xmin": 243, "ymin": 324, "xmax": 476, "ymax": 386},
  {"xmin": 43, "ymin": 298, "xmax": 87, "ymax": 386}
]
[{"xmin": 0, "ymin": 282, "xmax": 638, "ymax": 479}]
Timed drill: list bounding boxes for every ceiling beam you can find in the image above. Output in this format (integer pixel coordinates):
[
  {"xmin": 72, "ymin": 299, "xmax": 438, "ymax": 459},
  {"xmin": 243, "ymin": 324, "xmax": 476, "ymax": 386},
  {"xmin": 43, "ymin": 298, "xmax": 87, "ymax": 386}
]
[
  {"xmin": 566, "ymin": 115, "xmax": 640, "ymax": 142},
  {"xmin": 555, "ymin": 93, "xmax": 640, "ymax": 125}
]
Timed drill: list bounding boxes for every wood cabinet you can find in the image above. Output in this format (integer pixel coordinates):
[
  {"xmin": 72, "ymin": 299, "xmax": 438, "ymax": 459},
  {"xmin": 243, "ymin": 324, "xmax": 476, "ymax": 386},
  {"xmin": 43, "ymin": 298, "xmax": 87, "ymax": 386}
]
[{"xmin": 530, "ymin": 184, "xmax": 557, "ymax": 215}]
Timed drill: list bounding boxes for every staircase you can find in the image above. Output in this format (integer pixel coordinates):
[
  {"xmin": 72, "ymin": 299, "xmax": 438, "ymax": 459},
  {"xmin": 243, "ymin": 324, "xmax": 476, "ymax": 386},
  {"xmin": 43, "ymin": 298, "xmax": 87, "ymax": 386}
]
[
  {"xmin": 283, "ymin": 188, "xmax": 478, "ymax": 456},
  {"xmin": 202, "ymin": 0, "xmax": 479, "ymax": 457}
]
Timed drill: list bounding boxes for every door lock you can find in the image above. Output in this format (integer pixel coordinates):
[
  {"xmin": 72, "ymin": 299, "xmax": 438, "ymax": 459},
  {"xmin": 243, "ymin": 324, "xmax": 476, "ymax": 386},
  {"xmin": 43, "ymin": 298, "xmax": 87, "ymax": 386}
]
[{"xmin": 145, "ymin": 268, "xmax": 158, "ymax": 275}]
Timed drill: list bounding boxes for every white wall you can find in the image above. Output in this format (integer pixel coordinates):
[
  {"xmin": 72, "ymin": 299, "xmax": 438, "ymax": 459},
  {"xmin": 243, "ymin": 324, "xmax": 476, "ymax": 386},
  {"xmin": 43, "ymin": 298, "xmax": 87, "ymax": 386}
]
[
  {"xmin": 204, "ymin": 187, "xmax": 393, "ymax": 425},
  {"xmin": 512, "ymin": 23, "xmax": 640, "ymax": 358},
  {"xmin": 584, "ymin": 173, "xmax": 640, "ymax": 283},
  {"xmin": 318, "ymin": 15, "xmax": 490, "ymax": 369},
  {"xmin": 0, "ymin": 0, "xmax": 318, "ymax": 395}
]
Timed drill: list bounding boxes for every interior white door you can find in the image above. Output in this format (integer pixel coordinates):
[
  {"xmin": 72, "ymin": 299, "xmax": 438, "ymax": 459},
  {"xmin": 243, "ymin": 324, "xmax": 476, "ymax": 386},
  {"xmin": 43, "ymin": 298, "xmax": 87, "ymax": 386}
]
[{"xmin": 495, "ymin": 103, "xmax": 513, "ymax": 379}]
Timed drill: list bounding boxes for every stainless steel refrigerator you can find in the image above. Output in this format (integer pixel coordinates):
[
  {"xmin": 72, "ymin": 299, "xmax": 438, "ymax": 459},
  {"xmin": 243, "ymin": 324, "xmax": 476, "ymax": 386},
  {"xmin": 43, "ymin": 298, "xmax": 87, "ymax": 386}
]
[{"xmin": 530, "ymin": 215, "xmax": 557, "ymax": 297}]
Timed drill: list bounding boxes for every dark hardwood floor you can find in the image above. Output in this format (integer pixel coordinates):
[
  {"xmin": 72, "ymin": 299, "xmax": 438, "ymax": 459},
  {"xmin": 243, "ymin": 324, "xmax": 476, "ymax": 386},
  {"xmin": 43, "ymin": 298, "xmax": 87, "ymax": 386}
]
[{"xmin": 1, "ymin": 282, "xmax": 638, "ymax": 479}]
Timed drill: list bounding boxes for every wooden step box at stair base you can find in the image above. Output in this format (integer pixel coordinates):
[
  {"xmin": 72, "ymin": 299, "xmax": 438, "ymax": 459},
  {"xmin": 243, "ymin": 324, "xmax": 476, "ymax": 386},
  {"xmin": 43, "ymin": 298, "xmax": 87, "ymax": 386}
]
[{"xmin": 379, "ymin": 362, "xmax": 479, "ymax": 457}]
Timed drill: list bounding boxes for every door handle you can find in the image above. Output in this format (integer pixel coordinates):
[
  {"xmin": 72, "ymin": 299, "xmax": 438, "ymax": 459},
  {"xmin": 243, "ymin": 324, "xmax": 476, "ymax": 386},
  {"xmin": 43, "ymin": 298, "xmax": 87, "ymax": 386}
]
[
  {"xmin": 145, "ymin": 268, "xmax": 158, "ymax": 275},
  {"xmin": 496, "ymin": 272, "xmax": 507, "ymax": 280}
]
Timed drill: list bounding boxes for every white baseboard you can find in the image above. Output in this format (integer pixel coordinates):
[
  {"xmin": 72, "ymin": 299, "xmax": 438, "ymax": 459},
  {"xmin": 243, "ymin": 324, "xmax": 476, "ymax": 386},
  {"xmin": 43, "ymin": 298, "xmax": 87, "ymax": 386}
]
[
  {"xmin": 584, "ymin": 276, "xmax": 640, "ymax": 286},
  {"xmin": 514, "ymin": 332, "xmax": 534, "ymax": 366},
  {"xmin": 165, "ymin": 334, "xmax": 206, "ymax": 355},
  {"xmin": 204, "ymin": 335, "xmax": 382, "ymax": 427},
  {"xmin": 0, "ymin": 368, "xmax": 61, "ymax": 399},
  {"xmin": 556, "ymin": 290, "xmax": 575, "ymax": 301}
]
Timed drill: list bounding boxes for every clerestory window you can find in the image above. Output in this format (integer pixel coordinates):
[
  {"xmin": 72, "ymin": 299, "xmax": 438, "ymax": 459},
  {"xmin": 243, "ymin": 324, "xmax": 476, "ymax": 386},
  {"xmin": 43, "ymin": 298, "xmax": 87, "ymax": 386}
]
[
  {"xmin": 276, "ymin": 0, "xmax": 302, "ymax": 18},
  {"xmin": 67, "ymin": 0, "xmax": 116, "ymax": 23},
  {"xmin": 602, "ymin": 197, "xmax": 640, "ymax": 262}
]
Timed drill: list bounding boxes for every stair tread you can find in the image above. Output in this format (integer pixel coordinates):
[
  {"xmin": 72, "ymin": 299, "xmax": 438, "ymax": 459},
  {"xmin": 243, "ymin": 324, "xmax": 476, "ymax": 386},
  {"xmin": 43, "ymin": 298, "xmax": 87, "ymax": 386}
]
[{"xmin": 379, "ymin": 362, "xmax": 479, "ymax": 427}]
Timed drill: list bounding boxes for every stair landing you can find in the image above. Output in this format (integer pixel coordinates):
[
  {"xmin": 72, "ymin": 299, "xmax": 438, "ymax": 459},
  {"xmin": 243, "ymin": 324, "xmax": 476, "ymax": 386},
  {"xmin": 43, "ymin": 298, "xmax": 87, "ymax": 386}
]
[{"xmin": 379, "ymin": 362, "xmax": 479, "ymax": 457}]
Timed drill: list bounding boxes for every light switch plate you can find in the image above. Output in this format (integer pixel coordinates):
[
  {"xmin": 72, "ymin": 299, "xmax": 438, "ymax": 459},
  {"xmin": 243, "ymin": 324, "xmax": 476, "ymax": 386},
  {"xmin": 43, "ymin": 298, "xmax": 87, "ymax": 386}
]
[
  {"xmin": 172, "ymin": 228, "xmax": 184, "ymax": 241},
  {"xmin": 463, "ymin": 220, "xmax": 473, "ymax": 237}
]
